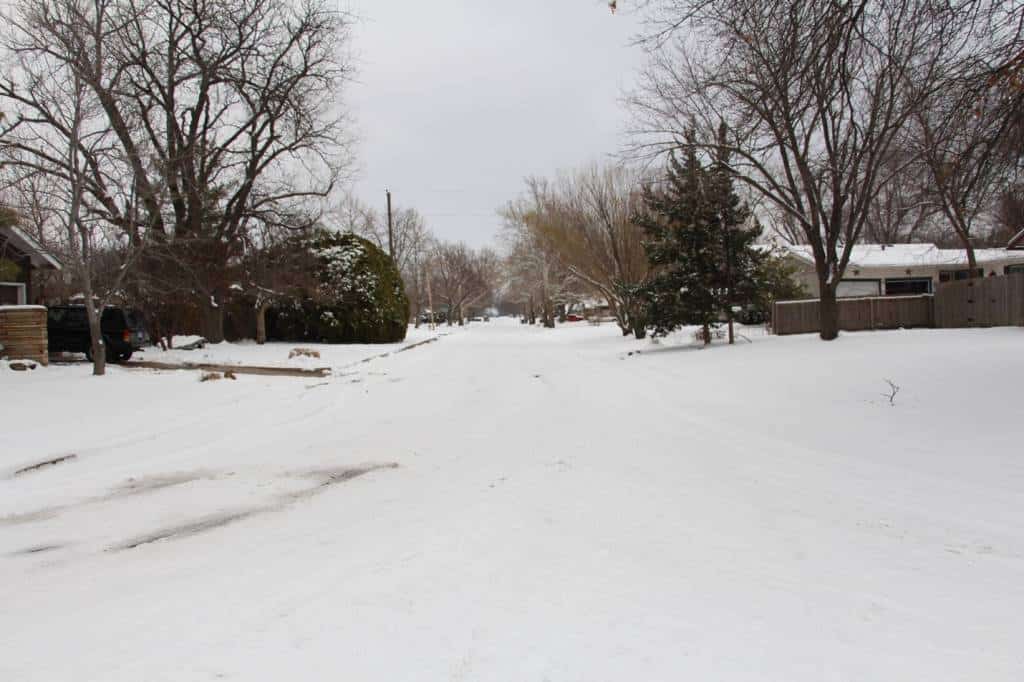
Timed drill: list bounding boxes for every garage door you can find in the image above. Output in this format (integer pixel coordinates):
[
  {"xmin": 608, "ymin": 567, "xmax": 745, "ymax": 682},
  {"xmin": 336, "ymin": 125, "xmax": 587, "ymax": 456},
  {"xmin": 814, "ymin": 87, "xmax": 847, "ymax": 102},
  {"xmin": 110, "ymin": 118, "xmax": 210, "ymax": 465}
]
[{"xmin": 837, "ymin": 279, "xmax": 880, "ymax": 298}]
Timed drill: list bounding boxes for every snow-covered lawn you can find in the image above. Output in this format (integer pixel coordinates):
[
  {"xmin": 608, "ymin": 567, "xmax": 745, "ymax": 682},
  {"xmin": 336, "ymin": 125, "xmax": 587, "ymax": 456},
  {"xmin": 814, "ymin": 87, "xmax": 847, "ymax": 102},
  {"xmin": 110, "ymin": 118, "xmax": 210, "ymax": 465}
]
[
  {"xmin": 1, "ymin": 320, "xmax": 1022, "ymax": 681},
  {"xmin": 132, "ymin": 324, "xmax": 444, "ymax": 370}
]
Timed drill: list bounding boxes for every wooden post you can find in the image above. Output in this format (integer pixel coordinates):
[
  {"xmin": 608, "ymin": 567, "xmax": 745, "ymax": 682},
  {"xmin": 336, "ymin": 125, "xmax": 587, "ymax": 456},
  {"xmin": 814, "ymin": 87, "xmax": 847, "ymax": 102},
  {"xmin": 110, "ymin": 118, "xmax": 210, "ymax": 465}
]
[{"xmin": 386, "ymin": 189, "xmax": 394, "ymax": 260}]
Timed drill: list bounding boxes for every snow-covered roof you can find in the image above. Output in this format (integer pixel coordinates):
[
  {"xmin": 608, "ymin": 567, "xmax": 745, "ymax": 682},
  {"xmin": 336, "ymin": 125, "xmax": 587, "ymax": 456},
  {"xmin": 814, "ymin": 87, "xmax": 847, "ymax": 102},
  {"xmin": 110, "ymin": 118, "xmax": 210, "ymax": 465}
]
[
  {"xmin": 0, "ymin": 224, "xmax": 62, "ymax": 270},
  {"xmin": 1009, "ymin": 228, "xmax": 1024, "ymax": 250},
  {"xmin": 782, "ymin": 243, "xmax": 1024, "ymax": 269}
]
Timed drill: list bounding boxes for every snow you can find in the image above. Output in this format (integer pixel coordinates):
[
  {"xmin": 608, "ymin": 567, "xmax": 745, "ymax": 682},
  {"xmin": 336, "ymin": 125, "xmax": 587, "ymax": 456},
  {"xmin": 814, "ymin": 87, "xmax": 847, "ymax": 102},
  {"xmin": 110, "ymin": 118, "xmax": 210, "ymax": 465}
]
[
  {"xmin": 2, "ymin": 320, "xmax": 1023, "ymax": 681},
  {"xmin": 784, "ymin": 243, "xmax": 1024, "ymax": 268},
  {"xmin": 0, "ymin": 304, "xmax": 45, "ymax": 312},
  {"xmin": 138, "ymin": 326, "xmax": 442, "ymax": 371}
]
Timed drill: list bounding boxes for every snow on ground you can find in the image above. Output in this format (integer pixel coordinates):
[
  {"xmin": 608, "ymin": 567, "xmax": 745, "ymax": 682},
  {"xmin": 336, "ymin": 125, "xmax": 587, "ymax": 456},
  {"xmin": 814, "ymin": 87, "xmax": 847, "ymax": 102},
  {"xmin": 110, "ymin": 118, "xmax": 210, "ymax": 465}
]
[
  {"xmin": 134, "ymin": 324, "xmax": 443, "ymax": 370},
  {"xmin": 1, "ymin": 320, "xmax": 1022, "ymax": 681}
]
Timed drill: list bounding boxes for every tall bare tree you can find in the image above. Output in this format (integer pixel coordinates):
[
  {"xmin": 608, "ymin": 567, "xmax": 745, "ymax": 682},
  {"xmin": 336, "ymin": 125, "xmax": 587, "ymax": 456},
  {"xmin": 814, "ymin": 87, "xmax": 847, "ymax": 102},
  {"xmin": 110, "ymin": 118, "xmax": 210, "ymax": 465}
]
[
  {"xmin": 630, "ymin": 0, "xmax": 971, "ymax": 339},
  {"xmin": 0, "ymin": 2, "xmax": 145, "ymax": 374},
  {"xmin": 505, "ymin": 165, "xmax": 650, "ymax": 336},
  {"xmin": 1, "ymin": 0, "xmax": 355, "ymax": 342},
  {"xmin": 911, "ymin": 76, "xmax": 1019, "ymax": 273},
  {"xmin": 501, "ymin": 192, "xmax": 568, "ymax": 328}
]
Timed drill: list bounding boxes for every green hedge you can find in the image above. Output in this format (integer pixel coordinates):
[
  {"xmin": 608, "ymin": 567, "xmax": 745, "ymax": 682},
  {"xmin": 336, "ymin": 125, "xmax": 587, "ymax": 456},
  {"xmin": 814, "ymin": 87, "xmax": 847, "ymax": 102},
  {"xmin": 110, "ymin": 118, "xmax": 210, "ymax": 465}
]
[{"xmin": 269, "ymin": 231, "xmax": 408, "ymax": 344}]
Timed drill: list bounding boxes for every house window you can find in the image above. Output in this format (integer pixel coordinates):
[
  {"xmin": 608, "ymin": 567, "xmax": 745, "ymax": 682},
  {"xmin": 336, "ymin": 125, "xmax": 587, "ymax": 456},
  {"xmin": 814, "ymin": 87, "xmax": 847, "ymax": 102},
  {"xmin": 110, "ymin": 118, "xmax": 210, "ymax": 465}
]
[
  {"xmin": 1006, "ymin": 264, "xmax": 1024, "ymax": 275},
  {"xmin": 0, "ymin": 282, "xmax": 26, "ymax": 305},
  {"xmin": 884, "ymin": 277, "xmax": 932, "ymax": 296},
  {"xmin": 941, "ymin": 268, "xmax": 989, "ymax": 281}
]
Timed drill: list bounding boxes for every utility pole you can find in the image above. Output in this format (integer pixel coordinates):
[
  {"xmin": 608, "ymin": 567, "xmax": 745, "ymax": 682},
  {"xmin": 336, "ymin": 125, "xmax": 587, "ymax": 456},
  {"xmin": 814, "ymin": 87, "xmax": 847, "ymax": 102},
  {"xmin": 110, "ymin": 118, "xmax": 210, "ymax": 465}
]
[{"xmin": 385, "ymin": 189, "xmax": 394, "ymax": 260}]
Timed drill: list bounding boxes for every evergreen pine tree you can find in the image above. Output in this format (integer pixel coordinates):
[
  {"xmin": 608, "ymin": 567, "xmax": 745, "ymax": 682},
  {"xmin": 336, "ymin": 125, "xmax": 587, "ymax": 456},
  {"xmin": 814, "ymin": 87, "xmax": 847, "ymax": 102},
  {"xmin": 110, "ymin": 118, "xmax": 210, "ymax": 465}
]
[{"xmin": 636, "ymin": 133, "xmax": 762, "ymax": 343}]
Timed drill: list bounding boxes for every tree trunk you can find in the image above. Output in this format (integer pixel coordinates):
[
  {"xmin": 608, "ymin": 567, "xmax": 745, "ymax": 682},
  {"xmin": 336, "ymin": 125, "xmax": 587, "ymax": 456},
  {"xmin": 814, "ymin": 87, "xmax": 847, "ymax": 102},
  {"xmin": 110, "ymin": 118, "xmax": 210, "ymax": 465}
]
[
  {"xmin": 630, "ymin": 302, "xmax": 647, "ymax": 339},
  {"xmin": 413, "ymin": 259, "xmax": 422, "ymax": 328},
  {"xmin": 609, "ymin": 300, "xmax": 631, "ymax": 336},
  {"xmin": 84, "ymin": 294, "xmax": 106, "ymax": 376},
  {"xmin": 425, "ymin": 266, "xmax": 435, "ymax": 329},
  {"xmin": 819, "ymin": 285, "xmax": 840, "ymax": 341},
  {"xmin": 966, "ymin": 245, "xmax": 979, "ymax": 278},
  {"xmin": 702, "ymin": 323, "xmax": 711, "ymax": 345},
  {"xmin": 67, "ymin": 72, "xmax": 105, "ymax": 375},
  {"xmin": 201, "ymin": 295, "xmax": 225, "ymax": 343},
  {"xmin": 256, "ymin": 301, "xmax": 271, "ymax": 344}
]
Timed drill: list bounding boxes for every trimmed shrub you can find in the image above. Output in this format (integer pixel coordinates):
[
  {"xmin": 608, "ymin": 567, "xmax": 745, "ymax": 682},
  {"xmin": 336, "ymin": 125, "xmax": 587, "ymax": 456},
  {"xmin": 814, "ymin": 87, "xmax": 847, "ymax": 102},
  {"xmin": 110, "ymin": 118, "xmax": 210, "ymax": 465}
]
[{"xmin": 268, "ymin": 231, "xmax": 408, "ymax": 344}]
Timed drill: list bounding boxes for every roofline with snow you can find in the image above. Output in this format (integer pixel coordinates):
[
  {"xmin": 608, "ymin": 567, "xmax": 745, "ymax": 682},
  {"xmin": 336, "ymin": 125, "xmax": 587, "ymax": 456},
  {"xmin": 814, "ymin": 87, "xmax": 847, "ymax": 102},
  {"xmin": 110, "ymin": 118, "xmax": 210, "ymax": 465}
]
[
  {"xmin": 0, "ymin": 224, "xmax": 62, "ymax": 270},
  {"xmin": 780, "ymin": 243, "xmax": 1024, "ymax": 268},
  {"xmin": 1009, "ymin": 228, "xmax": 1024, "ymax": 250}
]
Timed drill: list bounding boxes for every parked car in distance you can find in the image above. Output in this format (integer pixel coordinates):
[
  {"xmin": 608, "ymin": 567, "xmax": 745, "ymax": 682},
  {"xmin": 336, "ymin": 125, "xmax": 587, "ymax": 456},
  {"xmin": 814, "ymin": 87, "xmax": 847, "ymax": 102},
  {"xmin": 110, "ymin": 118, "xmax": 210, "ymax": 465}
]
[
  {"xmin": 565, "ymin": 313, "xmax": 585, "ymax": 322},
  {"xmin": 47, "ymin": 305, "xmax": 149, "ymax": 363},
  {"xmin": 418, "ymin": 311, "xmax": 447, "ymax": 325}
]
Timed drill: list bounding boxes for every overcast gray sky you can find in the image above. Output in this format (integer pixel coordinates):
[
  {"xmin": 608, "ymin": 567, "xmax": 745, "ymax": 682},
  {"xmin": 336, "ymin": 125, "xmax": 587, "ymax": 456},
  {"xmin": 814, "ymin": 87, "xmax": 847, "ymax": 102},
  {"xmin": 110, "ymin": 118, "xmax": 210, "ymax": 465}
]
[{"xmin": 346, "ymin": 0, "xmax": 646, "ymax": 248}]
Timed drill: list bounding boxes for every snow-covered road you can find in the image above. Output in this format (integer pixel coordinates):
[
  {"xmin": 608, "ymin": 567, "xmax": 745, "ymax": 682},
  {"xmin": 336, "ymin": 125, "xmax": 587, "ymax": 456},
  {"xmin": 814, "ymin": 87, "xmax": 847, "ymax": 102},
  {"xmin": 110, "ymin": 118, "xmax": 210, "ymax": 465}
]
[{"xmin": 2, "ymin": 321, "xmax": 1022, "ymax": 681}]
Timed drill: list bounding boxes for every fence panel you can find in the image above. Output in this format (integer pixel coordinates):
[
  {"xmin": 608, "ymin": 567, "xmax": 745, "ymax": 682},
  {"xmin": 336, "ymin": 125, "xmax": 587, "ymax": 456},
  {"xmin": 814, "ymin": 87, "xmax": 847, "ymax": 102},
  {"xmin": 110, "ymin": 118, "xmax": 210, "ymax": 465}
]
[
  {"xmin": 934, "ymin": 273, "xmax": 1024, "ymax": 327},
  {"xmin": 773, "ymin": 295, "xmax": 933, "ymax": 336},
  {"xmin": 874, "ymin": 295, "xmax": 934, "ymax": 329},
  {"xmin": 774, "ymin": 274, "xmax": 1024, "ymax": 335},
  {"xmin": 772, "ymin": 300, "xmax": 820, "ymax": 335},
  {"xmin": 0, "ymin": 305, "xmax": 49, "ymax": 365}
]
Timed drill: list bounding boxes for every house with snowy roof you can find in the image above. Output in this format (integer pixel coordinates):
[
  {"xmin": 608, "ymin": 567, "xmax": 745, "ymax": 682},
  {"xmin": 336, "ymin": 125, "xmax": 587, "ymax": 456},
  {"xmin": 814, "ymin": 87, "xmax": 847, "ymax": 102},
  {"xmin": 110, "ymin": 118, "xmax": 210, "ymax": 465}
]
[
  {"xmin": 0, "ymin": 222, "xmax": 62, "ymax": 305},
  {"xmin": 781, "ymin": 243, "xmax": 1024, "ymax": 299}
]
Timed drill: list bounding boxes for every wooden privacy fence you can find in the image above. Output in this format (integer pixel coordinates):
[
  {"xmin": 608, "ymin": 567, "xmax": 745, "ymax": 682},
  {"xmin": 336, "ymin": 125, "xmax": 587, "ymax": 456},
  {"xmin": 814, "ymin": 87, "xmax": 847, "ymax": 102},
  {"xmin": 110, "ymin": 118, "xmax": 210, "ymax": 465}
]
[
  {"xmin": 934, "ymin": 272, "xmax": 1024, "ymax": 328},
  {"xmin": 773, "ymin": 295, "xmax": 934, "ymax": 336},
  {"xmin": 773, "ymin": 273, "xmax": 1024, "ymax": 335},
  {"xmin": 0, "ymin": 305, "xmax": 49, "ymax": 365}
]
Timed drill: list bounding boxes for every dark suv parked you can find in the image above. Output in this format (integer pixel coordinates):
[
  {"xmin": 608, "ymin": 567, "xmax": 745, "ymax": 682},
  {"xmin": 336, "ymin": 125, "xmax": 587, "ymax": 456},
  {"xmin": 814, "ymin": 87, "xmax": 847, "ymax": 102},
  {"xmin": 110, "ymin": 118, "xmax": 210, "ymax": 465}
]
[{"xmin": 47, "ymin": 305, "xmax": 149, "ymax": 362}]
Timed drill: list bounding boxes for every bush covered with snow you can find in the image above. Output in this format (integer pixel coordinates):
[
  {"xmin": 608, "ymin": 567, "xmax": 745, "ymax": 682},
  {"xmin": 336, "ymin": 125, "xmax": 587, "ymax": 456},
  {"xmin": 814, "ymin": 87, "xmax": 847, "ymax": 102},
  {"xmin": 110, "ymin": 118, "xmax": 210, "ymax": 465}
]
[{"xmin": 268, "ymin": 231, "xmax": 409, "ymax": 344}]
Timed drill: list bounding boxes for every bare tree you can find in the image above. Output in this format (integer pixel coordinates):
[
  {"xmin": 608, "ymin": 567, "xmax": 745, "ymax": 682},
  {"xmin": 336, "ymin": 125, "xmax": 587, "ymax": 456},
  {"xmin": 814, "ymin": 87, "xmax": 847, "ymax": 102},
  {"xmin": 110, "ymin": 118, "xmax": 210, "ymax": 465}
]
[
  {"xmin": 509, "ymin": 166, "xmax": 650, "ymax": 337},
  {"xmin": 630, "ymin": 0, "xmax": 970, "ymax": 339},
  {"xmin": 993, "ymin": 185, "xmax": 1024, "ymax": 245},
  {"xmin": 1, "ymin": 0, "xmax": 356, "ymax": 342},
  {"xmin": 430, "ymin": 242, "xmax": 498, "ymax": 326},
  {"xmin": 864, "ymin": 149, "xmax": 935, "ymax": 244},
  {"xmin": 501, "ymin": 193, "xmax": 568, "ymax": 328},
  {"xmin": 0, "ymin": 1, "xmax": 145, "ymax": 374},
  {"xmin": 911, "ymin": 73, "xmax": 1018, "ymax": 274}
]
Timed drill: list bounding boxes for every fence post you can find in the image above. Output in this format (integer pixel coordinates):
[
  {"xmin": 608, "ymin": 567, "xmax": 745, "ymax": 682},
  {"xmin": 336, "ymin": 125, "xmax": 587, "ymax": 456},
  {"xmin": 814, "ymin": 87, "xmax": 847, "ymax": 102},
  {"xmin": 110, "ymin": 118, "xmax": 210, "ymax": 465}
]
[{"xmin": 1005, "ymin": 277, "xmax": 1012, "ymax": 326}]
